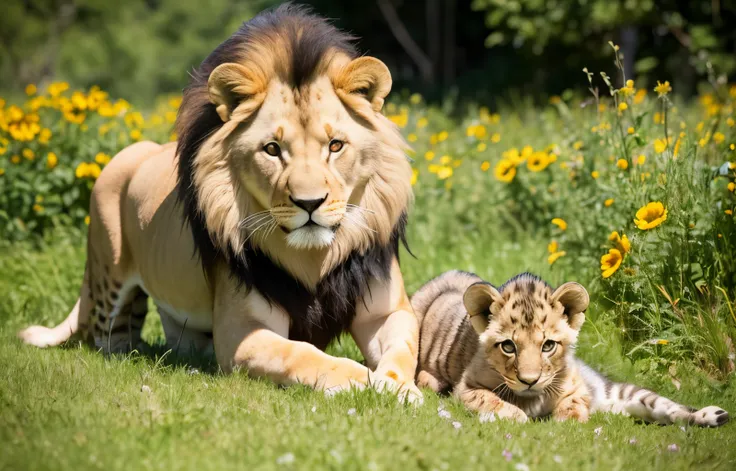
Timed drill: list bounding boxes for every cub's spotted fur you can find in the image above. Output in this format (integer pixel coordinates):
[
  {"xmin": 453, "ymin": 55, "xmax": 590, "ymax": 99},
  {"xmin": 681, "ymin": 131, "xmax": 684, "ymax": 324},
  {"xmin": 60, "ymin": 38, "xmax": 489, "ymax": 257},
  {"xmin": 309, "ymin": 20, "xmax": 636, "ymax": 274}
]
[{"xmin": 413, "ymin": 270, "xmax": 729, "ymax": 425}]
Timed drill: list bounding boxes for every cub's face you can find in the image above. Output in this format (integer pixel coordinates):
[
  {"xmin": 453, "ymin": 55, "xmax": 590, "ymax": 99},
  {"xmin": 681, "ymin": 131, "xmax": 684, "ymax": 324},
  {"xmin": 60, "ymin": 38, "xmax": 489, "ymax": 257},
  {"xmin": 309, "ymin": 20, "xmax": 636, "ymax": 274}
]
[
  {"xmin": 228, "ymin": 77, "xmax": 378, "ymax": 249},
  {"xmin": 464, "ymin": 276, "xmax": 589, "ymax": 398}
]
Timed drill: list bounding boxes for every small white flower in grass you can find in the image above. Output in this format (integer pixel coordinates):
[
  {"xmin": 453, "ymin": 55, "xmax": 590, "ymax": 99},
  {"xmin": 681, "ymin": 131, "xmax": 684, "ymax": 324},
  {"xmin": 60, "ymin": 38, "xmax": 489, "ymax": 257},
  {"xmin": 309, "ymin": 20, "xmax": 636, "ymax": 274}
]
[
  {"xmin": 187, "ymin": 367, "xmax": 200, "ymax": 375},
  {"xmin": 667, "ymin": 444, "xmax": 680, "ymax": 452},
  {"xmin": 594, "ymin": 426, "xmax": 603, "ymax": 436},
  {"xmin": 679, "ymin": 426, "xmax": 687, "ymax": 433},
  {"xmin": 502, "ymin": 450, "xmax": 513, "ymax": 462},
  {"xmin": 553, "ymin": 455, "xmax": 562, "ymax": 464},
  {"xmin": 629, "ymin": 438, "xmax": 637, "ymax": 445},
  {"xmin": 438, "ymin": 410, "xmax": 452, "ymax": 420},
  {"xmin": 276, "ymin": 453, "xmax": 295, "ymax": 465},
  {"xmin": 514, "ymin": 464, "xmax": 530, "ymax": 471},
  {"xmin": 479, "ymin": 412, "xmax": 496, "ymax": 423},
  {"xmin": 311, "ymin": 406, "xmax": 317, "ymax": 413},
  {"xmin": 452, "ymin": 421, "xmax": 462, "ymax": 429},
  {"xmin": 347, "ymin": 408, "xmax": 357, "ymax": 416},
  {"xmin": 505, "ymin": 433, "xmax": 512, "ymax": 440},
  {"xmin": 141, "ymin": 385, "xmax": 152, "ymax": 394}
]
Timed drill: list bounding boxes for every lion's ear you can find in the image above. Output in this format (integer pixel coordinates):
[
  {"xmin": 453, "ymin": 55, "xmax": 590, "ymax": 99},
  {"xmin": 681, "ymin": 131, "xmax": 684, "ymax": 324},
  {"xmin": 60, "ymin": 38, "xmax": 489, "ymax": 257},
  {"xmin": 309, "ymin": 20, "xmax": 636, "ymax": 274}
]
[
  {"xmin": 208, "ymin": 63, "xmax": 266, "ymax": 122},
  {"xmin": 334, "ymin": 56, "xmax": 392, "ymax": 112},
  {"xmin": 551, "ymin": 282, "xmax": 589, "ymax": 331},
  {"xmin": 463, "ymin": 282, "xmax": 503, "ymax": 335}
]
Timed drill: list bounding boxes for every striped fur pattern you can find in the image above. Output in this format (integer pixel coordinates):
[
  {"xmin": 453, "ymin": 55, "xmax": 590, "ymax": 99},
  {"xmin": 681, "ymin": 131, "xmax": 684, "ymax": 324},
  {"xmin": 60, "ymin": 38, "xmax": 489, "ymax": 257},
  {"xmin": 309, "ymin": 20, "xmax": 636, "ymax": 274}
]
[{"xmin": 413, "ymin": 270, "xmax": 729, "ymax": 426}]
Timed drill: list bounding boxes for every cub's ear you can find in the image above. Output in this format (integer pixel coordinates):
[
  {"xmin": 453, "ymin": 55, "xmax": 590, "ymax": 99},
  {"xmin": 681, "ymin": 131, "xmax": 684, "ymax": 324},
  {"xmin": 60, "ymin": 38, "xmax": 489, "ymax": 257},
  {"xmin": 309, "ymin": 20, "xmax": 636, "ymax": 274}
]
[
  {"xmin": 463, "ymin": 282, "xmax": 503, "ymax": 335},
  {"xmin": 334, "ymin": 56, "xmax": 392, "ymax": 112},
  {"xmin": 208, "ymin": 63, "xmax": 266, "ymax": 122},
  {"xmin": 551, "ymin": 282, "xmax": 589, "ymax": 331}
]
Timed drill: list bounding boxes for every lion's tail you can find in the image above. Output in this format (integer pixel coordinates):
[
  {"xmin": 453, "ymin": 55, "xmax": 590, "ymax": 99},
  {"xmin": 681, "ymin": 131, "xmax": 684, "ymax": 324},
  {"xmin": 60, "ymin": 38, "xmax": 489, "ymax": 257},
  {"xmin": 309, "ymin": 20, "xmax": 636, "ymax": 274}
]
[{"xmin": 18, "ymin": 265, "xmax": 91, "ymax": 348}]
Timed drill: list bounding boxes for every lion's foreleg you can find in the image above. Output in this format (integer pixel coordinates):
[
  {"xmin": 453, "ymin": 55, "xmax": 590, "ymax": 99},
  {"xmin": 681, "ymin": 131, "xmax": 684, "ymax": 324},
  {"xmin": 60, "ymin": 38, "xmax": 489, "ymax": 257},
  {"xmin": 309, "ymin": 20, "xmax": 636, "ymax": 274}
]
[{"xmin": 213, "ymin": 280, "xmax": 370, "ymax": 393}]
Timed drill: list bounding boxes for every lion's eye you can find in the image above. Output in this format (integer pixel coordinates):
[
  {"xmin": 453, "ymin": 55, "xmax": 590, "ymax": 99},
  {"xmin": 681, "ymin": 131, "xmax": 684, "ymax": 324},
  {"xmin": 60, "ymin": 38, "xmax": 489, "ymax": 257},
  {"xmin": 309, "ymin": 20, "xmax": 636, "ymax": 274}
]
[
  {"xmin": 328, "ymin": 139, "xmax": 344, "ymax": 153},
  {"xmin": 500, "ymin": 340, "xmax": 516, "ymax": 354},
  {"xmin": 542, "ymin": 340, "xmax": 557, "ymax": 353},
  {"xmin": 263, "ymin": 142, "xmax": 281, "ymax": 157}
]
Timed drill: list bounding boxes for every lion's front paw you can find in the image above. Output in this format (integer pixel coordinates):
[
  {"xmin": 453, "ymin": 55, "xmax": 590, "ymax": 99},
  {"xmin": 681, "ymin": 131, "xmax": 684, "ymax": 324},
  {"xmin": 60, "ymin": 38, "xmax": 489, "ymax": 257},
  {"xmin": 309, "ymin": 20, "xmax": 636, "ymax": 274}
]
[
  {"xmin": 370, "ymin": 372, "xmax": 424, "ymax": 406},
  {"xmin": 318, "ymin": 358, "xmax": 371, "ymax": 396},
  {"xmin": 554, "ymin": 406, "xmax": 590, "ymax": 423}
]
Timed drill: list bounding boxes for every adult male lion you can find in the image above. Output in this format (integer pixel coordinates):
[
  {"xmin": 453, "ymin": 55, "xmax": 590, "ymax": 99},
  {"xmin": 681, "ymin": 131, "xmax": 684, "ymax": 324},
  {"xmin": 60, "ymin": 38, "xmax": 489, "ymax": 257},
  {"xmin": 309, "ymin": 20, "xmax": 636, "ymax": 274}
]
[{"xmin": 19, "ymin": 5, "xmax": 422, "ymax": 402}]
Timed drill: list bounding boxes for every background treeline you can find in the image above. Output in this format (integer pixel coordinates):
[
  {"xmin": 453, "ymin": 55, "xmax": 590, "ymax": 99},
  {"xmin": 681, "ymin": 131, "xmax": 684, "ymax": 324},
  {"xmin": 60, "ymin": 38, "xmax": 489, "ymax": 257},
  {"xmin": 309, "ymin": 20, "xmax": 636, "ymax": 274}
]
[{"xmin": 1, "ymin": 0, "xmax": 735, "ymax": 104}]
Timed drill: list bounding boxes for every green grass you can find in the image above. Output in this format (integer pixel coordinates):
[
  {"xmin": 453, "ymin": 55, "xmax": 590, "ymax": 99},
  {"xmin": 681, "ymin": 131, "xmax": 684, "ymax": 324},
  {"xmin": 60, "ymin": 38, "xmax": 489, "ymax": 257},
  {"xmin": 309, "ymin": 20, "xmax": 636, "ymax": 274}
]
[{"xmin": 1, "ymin": 228, "xmax": 735, "ymax": 471}]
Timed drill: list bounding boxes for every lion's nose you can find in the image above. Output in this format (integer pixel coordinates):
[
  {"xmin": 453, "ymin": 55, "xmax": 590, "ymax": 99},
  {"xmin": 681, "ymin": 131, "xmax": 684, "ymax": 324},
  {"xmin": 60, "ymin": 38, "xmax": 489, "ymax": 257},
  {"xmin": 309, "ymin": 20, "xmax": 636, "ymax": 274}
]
[{"xmin": 290, "ymin": 195, "xmax": 327, "ymax": 215}]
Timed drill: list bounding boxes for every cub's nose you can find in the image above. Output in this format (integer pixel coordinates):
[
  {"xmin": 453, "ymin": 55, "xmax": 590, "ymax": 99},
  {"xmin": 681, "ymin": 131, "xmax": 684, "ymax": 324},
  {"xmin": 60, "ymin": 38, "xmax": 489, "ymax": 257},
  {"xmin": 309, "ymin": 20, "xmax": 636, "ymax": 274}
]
[
  {"xmin": 518, "ymin": 374, "xmax": 540, "ymax": 387},
  {"xmin": 290, "ymin": 195, "xmax": 327, "ymax": 215}
]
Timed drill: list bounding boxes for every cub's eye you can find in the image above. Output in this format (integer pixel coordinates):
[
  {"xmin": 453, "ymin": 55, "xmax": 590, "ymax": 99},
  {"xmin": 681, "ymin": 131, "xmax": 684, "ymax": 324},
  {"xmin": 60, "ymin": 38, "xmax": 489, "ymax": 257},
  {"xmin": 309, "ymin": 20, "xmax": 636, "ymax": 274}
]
[
  {"xmin": 542, "ymin": 340, "xmax": 557, "ymax": 353},
  {"xmin": 500, "ymin": 340, "xmax": 516, "ymax": 354},
  {"xmin": 263, "ymin": 142, "xmax": 281, "ymax": 157},
  {"xmin": 328, "ymin": 139, "xmax": 344, "ymax": 153}
]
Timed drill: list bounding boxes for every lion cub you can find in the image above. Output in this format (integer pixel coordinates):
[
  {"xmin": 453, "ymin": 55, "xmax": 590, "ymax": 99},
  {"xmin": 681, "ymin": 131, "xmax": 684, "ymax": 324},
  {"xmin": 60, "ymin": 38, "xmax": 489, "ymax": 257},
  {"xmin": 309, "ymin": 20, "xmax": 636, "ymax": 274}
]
[{"xmin": 412, "ymin": 271, "xmax": 729, "ymax": 426}]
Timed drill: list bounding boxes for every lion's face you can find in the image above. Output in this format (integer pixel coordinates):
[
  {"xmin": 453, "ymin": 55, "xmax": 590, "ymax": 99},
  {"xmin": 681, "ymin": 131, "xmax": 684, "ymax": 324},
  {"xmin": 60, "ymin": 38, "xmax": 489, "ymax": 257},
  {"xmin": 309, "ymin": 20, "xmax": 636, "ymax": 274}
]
[
  {"xmin": 464, "ymin": 277, "xmax": 589, "ymax": 398},
  {"xmin": 228, "ymin": 76, "xmax": 378, "ymax": 249}
]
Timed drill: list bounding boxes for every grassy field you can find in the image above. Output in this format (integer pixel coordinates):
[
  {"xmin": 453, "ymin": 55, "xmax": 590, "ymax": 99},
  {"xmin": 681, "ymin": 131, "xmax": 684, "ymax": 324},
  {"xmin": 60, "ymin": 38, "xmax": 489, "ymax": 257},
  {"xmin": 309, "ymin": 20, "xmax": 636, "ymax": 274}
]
[{"xmin": 1, "ymin": 228, "xmax": 735, "ymax": 471}]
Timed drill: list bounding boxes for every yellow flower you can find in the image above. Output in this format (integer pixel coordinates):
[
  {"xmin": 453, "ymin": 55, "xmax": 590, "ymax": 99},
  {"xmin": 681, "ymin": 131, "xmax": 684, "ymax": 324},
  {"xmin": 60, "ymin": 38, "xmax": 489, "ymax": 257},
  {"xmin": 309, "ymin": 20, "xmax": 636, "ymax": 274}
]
[
  {"xmin": 84, "ymin": 215, "xmax": 91, "ymax": 225},
  {"xmin": 438, "ymin": 130, "xmax": 449, "ymax": 142},
  {"xmin": 440, "ymin": 155, "xmax": 452, "ymax": 165},
  {"xmin": 618, "ymin": 102, "xmax": 628, "ymax": 112},
  {"xmin": 627, "ymin": 127, "xmax": 635, "ymax": 135},
  {"xmin": 407, "ymin": 133, "xmax": 418, "ymax": 143},
  {"xmin": 726, "ymin": 209, "xmax": 733, "ymax": 216},
  {"xmin": 33, "ymin": 204, "xmax": 44, "ymax": 213},
  {"xmin": 634, "ymin": 202, "xmax": 668, "ymax": 230},
  {"xmin": 436, "ymin": 166, "xmax": 453, "ymax": 180},
  {"xmin": 95, "ymin": 152, "xmax": 111, "ymax": 165},
  {"xmin": 605, "ymin": 198, "xmax": 615, "ymax": 207},
  {"xmin": 713, "ymin": 132, "xmax": 725, "ymax": 144},
  {"xmin": 655, "ymin": 339, "xmax": 669, "ymax": 345},
  {"xmin": 636, "ymin": 154, "xmax": 646, "ymax": 166},
  {"xmin": 591, "ymin": 170, "xmax": 600, "ymax": 179},
  {"xmin": 480, "ymin": 161, "xmax": 490, "ymax": 172},
  {"xmin": 549, "ymin": 96, "xmax": 562, "ymax": 105},
  {"xmin": 547, "ymin": 240, "xmax": 559, "ymax": 253},
  {"xmin": 22, "ymin": 148, "xmax": 35, "ymax": 161},
  {"xmin": 551, "ymin": 218, "xmax": 567, "ymax": 231},
  {"xmin": 0, "ymin": 168, "xmax": 4, "ymax": 176},
  {"xmin": 388, "ymin": 113, "xmax": 408, "ymax": 128},
  {"xmin": 600, "ymin": 248, "xmax": 623, "ymax": 278},
  {"xmin": 673, "ymin": 138, "xmax": 682, "ymax": 158},
  {"xmin": 609, "ymin": 231, "xmax": 631, "ymax": 254},
  {"xmin": 619, "ymin": 80, "xmax": 635, "ymax": 97},
  {"xmin": 417, "ymin": 117, "xmax": 428, "ymax": 128},
  {"xmin": 494, "ymin": 159, "xmax": 516, "ymax": 183},
  {"xmin": 727, "ymin": 182, "xmax": 735, "ymax": 192},
  {"xmin": 39, "ymin": 128, "xmax": 52, "ymax": 144},
  {"xmin": 491, "ymin": 133, "xmax": 501, "ymax": 143},
  {"xmin": 25, "ymin": 84, "xmax": 37, "ymax": 96},
  {"xmin": 572, "ymin": 141, "xmax": 583, "ymax": 151},
  {"xmin": 424, "ymin": 151, "xmax": 435, "ymax": 161},
  {"xmin": 727, "ymin": 118, "xmax": 735, "ymax": 127},
  {"xmin": 75, "ymin": 162, "xmax": 103, "ymax": 179},
  {"xmin": 409, "ymin": 93, "xmax": 422, "ymax": 105},
  {"xmin": 48, "ymin": 82, "xmax": 69, "ymax": 97},
  {"xmin": 11, "ymin": 155, "xmax": 20, "ymax": 164},
  {"xmin": 548, "ymin": 251, "xmax": 566, "ymax": 265},
  {"xmin": 46, "ymin": 152, "xmax": 58, "ymax": 169},
  {"xmin": 130, "ymin": 129, "xmax": 142, "ymax": 141},
  {"xmin": 411, "ymin": 168, "xmax": 418, "ymax": 186},
  {"xmin": 633, "ymin": 89, "xmax": 647, "ymax": 104},
  {"xmin": 654, "ymin": 138, "xmax": 667, "ymax": 153},
  {"xmin": 477, "ymin": 142, "xmax": 487, "ymax": 152},
  {"xmin": 654, "ymin": 80, "xmax": 672, "ymax": 97},
  {"xmin": 527, "ymin": 152, "xmax": 550, "ymax": 172},
  {"xmin": 616, "ymin": 159, "xmax": 628, "ymax": 170}
]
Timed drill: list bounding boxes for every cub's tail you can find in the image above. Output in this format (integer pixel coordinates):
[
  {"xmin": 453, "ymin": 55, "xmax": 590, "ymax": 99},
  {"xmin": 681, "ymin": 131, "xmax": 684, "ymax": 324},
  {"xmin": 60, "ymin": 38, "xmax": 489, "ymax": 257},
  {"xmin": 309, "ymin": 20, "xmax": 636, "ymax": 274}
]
[
  {"xmin": 18, "ymin": 266, "xmax": 91, "ymax": 348},
  {"xmin": 578, "ymin": 360, "xmax": 729, "ymax": 427}
]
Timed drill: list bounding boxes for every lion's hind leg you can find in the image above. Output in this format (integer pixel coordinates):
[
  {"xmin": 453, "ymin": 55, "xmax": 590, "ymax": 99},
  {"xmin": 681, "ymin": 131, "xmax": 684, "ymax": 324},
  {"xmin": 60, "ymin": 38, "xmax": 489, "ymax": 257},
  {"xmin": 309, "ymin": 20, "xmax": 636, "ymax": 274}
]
[{"xmin": 89, "ymin": 280, "xmax": 148, "ymax": 354}]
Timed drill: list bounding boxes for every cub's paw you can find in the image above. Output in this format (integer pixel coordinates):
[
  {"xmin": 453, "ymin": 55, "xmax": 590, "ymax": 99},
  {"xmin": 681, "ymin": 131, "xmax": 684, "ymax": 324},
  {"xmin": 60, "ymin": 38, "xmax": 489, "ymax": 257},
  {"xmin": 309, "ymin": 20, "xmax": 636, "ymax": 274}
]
[
  {"xmin": 691, "ymin": 406, "xmax": 729, "ymax": 427},
  {"xmin": 491, "ymin": 402, "xmax": 528, "ymax": 423},
  {"xmin": 370, "ymin": 372, "xmax": 425, "ymax": 406}
]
